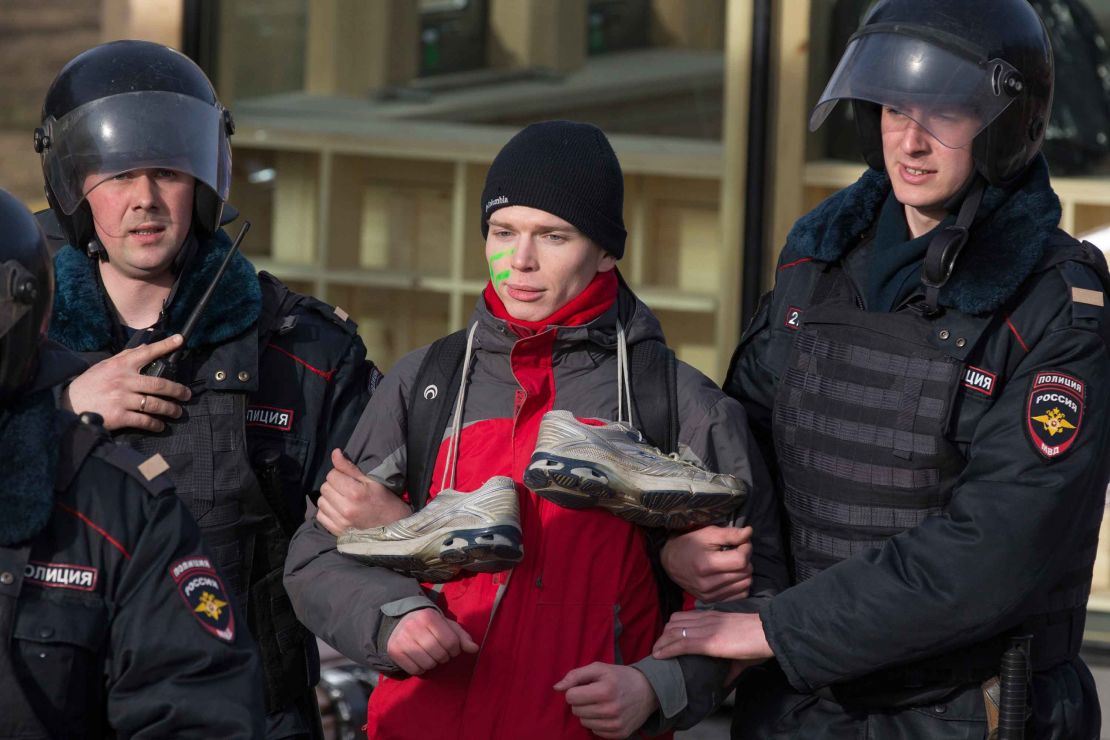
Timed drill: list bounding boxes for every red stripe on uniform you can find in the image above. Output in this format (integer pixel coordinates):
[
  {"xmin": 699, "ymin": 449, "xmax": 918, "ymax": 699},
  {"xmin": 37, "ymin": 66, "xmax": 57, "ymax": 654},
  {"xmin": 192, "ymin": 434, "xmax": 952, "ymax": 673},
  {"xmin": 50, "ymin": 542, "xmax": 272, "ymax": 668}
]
[
  {"xmin": 267, "ymin": 344, "xmax": 336, "ymax": 381},
  {"xmin": 1005, "ymin": 316, "xmax": 1030, "ymax": 353},
  {"xmin": 778, "ymin": 257, "xmax": 814, "ymax": 271},
  {"xmin": 55, "ymin": 502, "xmax": 132, "ymax": 560}
]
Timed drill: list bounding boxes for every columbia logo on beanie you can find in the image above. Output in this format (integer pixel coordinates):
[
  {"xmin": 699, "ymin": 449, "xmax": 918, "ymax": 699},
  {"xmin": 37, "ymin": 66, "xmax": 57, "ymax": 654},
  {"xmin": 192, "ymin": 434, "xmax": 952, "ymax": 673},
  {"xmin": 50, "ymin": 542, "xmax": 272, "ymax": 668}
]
[
  {"xmin": 480, "ymin": 120, "xmax": 627, "ymax": 259},
  {"xmin": 484, "ymin": 195, "xmax": 509, "ymax": 212}
]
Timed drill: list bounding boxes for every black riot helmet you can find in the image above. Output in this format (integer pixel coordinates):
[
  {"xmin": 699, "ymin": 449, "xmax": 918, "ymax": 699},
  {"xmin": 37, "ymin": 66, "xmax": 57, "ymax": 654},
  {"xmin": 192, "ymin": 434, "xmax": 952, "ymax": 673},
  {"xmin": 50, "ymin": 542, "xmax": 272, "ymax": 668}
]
[
  {"xmin": 0, "ymin": 190, "xmax": 53, "ymax": 405},
  {"xmin": 810, "ymin": 0, "xmax": 1054, "ymax": 187},
  {"xmin": 35, "ymin": 40, "xmax": 234, "ymax": 253}
]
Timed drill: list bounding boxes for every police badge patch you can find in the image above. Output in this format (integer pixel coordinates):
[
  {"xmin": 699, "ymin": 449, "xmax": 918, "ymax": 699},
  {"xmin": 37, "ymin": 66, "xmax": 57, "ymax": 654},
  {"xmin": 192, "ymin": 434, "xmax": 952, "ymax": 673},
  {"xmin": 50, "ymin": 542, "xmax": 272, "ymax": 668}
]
[
  {"xmin": 170, "ymin": 556, "xmax": 235, "ymax": 642},
  {"xmin": 1026, "ymin": 371, "xmax": 1085, "ymax": 459}
]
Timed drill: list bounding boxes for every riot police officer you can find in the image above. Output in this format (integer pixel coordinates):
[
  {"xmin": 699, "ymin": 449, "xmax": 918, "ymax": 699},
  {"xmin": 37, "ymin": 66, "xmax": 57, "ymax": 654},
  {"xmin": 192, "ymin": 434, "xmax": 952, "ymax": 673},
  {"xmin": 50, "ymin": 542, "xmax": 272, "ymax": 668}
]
[
  {"xmin": 653, "ymin": 1, "xmax": 1110, "ymax": 737},
  {"xmin": 35, "ymin": 41, "xmax": 377, "ymax": 738},
  {"xmin": 0, "ymin": 187, "xmax": 263, "ymax": 738}
]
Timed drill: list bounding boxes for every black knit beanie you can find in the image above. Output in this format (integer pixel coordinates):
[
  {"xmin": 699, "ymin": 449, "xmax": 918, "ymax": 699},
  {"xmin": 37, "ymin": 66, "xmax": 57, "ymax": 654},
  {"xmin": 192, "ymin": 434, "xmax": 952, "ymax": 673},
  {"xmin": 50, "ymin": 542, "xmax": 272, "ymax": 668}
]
[{"xmin": 480, "ymin": 120, "xmax": 627, "ymax": 259}]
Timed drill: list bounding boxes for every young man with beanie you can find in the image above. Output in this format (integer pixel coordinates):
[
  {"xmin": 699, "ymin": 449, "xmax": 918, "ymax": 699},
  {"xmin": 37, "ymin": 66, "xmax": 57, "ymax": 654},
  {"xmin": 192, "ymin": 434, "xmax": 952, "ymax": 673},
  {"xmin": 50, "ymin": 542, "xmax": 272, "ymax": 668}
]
[
  {"xmin": 284, "ymin": 120, "xmax": 783, "ymax": 738},
  {"xmin": 654, "ymin": 1, "xmax": 1110, "ymax": 737}
]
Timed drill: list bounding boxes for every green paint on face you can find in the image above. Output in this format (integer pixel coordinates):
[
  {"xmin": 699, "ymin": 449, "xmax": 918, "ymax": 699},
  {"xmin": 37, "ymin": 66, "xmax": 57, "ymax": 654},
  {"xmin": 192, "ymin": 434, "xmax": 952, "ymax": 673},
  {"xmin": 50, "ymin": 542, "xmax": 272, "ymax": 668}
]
[{"xmin": 487, "ymin": 248, "xmax": 515, "ymax": 288}]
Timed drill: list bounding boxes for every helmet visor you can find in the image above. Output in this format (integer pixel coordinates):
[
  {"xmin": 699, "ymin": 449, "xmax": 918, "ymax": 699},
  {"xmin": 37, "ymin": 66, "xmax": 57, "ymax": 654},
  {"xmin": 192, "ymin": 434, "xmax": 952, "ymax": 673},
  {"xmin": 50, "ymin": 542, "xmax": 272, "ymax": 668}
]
[
  {"xmin": 42, "ymin": 91, "xmax": 231, "ymax": 215},
  {"xmin": 810, "ymin": 30, "xmax": 1021, "ymax": 149}
]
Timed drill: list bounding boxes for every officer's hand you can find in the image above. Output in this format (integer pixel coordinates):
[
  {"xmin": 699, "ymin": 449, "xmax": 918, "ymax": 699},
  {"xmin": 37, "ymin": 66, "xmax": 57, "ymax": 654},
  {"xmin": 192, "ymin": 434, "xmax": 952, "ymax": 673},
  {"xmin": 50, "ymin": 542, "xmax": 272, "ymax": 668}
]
[
  {"xmin": 554, "ymin": 662, "xmax": 658, "ymax": 739},
  {"xmin": 317, "ymin": 448, "xmax": 413, "ymax": 535},
  {"xmin": 652, "ymin": 610, "xmax": 773, "ymax": 662},
  {"xmin": 60, "ymin": 334, "xmax": 191, "ymax": 432},
  {"xmin": 386, "ymin": 608, "xmax": 478, "ymax": 676},
  {"xmin": 661, "ymin": 525, "xmax": 753, "ymax": 603}
]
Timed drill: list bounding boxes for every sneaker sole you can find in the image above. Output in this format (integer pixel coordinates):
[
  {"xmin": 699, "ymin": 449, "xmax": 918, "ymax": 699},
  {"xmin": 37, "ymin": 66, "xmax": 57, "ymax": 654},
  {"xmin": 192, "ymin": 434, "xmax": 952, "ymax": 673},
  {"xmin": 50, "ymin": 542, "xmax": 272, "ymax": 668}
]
[
  {"xmin": 524, "ymin": 453, "xmax": 745, "ymax": 529},
  {"xmin": 339, "ymin": 524, "xmax": 524, "ymax": 583}
]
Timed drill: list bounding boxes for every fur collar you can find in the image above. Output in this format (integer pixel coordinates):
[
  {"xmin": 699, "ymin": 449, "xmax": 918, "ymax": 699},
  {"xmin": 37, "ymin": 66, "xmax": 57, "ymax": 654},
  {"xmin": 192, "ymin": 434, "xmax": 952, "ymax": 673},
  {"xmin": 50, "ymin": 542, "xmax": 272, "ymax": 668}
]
[
  {"xmin": 50, "ymin": 228, "xmax": 261, "ymax": 352},
  {"xmin": 0, "ymin": 390, "xmax": 58, "ymax": 546},
  {"xmin": 785, "ymin": 155, "xmax": 1062, "ymax": 315}
]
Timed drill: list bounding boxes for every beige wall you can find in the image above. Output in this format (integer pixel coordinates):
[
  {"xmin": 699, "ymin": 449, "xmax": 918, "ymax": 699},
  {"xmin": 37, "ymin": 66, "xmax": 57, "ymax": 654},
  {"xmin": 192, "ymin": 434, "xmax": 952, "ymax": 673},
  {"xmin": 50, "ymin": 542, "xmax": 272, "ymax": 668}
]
[
  {"xmin": 0, "ymin": 0, "xmax": 183, "ymax": 208},
  {"xmin": 0, "ymin": 0, "xmax": 100, "ymax": 206}
]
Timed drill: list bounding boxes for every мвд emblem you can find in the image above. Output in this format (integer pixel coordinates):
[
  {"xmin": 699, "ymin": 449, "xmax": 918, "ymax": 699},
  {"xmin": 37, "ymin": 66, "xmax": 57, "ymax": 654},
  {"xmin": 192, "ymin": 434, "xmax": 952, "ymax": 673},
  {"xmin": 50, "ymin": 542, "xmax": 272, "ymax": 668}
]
[
  {"xmin": 170, "ymin": 556, "xmax": 235, "ymax": 642},
  {"xmin": 1026, "ymin": 371, "xmax": 1085, "ymax": 459}
]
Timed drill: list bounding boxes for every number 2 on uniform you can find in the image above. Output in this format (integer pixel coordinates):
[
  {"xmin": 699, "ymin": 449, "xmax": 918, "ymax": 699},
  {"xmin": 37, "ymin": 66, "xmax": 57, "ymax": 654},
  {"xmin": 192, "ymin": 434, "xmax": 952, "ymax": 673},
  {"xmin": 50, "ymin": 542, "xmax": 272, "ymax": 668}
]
[{"xmin": 784, "ymin": 306, "xmax": 802, "ymax": 330}]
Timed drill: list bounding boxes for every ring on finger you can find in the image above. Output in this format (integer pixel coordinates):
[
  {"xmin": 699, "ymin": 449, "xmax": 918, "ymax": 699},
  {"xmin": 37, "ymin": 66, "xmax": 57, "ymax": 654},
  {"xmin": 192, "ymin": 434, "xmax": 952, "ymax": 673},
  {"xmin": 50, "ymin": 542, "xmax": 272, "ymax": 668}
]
[
  {"xmin": 682, "ymin": 628, "xmax": 687, "ymax": 639},
  {"xmin": 139, "ymin": 394, "xmax": 148, "ymax": 413}
]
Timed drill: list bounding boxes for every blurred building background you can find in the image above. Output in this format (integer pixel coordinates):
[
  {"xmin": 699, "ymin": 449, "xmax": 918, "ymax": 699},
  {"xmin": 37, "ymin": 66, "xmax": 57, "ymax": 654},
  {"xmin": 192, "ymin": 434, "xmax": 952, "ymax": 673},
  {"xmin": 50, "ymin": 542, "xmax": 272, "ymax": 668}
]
[{"xmin": 4, "ymin": 0, "xmax": 1110, "ymax": 735}]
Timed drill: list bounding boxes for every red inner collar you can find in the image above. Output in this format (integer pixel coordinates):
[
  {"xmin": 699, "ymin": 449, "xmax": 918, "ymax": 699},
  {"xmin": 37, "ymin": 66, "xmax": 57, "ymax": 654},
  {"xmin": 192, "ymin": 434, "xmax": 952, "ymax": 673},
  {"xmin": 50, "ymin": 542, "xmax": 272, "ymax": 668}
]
[{"xmin": 483, "ymin": 270, "xmax": 617, "ymax": 335}]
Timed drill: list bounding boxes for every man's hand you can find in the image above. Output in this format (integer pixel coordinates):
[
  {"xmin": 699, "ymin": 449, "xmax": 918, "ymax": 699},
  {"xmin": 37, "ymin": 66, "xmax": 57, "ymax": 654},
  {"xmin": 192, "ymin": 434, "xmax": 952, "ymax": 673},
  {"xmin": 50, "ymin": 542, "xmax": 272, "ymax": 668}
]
[
  {"xmin": 317, "ymin": 448, "xmax": 413, "ymax": 535},
  {"xmin": 61, "ymin": 334, "xmax": 191, "ymax": 432},
  {"xmin": 652, "ymin": 610, "xmax": 773, "ymax": 662},
  {"xmin": 661, "ymin": 525, "xmax": 753, "ymax": 603},
  {"xmin": 554, "ymin": 662, "xmax": 658, "ymax": 739},
  {"xmin": 386, "ymin": 608, "xmax": 478, "ymax": 676}
]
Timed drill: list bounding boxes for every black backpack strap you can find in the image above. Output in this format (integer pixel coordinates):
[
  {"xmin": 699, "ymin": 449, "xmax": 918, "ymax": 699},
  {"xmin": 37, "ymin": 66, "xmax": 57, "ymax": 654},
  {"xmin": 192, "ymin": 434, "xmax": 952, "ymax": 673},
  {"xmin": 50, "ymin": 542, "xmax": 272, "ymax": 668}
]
[
  {"xmin": 614, "ymin": 270, "xmax": 679, "ymax": 454},
  {"xmin": 628, "ymin": 339, "xmax": 679, "ymax": 454},
  {"xmin": 405, "ymin": 329, "xmax": 469, "ymax": 512},
  {"xmin": 627, "ymin": 336, "xmax": 683, "ymax": 618}
]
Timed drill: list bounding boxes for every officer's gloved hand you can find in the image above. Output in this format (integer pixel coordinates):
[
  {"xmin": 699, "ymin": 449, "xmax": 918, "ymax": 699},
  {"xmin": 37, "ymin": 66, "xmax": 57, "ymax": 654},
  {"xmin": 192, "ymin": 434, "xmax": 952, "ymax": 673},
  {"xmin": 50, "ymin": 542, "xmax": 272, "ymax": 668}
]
[{"xmin": 61, "ymin": 334, "xmax": 191, "ymax": 432}]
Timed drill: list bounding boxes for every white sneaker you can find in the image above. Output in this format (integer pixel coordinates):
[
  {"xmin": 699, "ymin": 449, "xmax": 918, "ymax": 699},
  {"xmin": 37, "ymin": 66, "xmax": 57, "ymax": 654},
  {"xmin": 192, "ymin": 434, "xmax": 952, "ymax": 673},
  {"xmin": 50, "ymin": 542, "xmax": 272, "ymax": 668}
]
[
  {"xmin": 524, "ymin": 410, "xmax": 746, "ymax": 529},
  {"xmin": 337, "ymin": 476, "xmax": 523, "ymax": 582}
]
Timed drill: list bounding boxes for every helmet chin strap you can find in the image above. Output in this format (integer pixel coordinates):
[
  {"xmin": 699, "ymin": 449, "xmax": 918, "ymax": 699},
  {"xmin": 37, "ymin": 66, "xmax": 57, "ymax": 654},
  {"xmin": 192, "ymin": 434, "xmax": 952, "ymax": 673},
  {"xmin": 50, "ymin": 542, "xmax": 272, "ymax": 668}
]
[
  {"xmin": 920, "ymin": 173, "xmax": 987, "ymax": 315},
  {"xmin": 942, "ymin": 171, "xmax": 980, "ymax": 212}
]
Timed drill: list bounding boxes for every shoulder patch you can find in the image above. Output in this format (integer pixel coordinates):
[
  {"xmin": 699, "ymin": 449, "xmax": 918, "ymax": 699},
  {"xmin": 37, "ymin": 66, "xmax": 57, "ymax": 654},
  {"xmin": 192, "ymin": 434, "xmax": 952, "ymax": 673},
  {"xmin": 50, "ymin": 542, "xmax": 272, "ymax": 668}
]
[
  {"xmin": 92, "ymin": 443, "xmax": 174, "ymax": 497},
  {"xmin": 171, "ymin": 556, "xmax": 236, "ymax": 642},
  {"xmin": 1026, "ymin": 371, "xmax": 1085, "ymax": 459},
  {"xmin": 137, "ymin": 453, "xmax": 170, "ymax": 481},
  {"xmin": 301, "ymin": 295, "xmax": 359, "ymax": 335},
  {"xmin": 1072, "ymin": 286, "xmax": 1104, "ymax": 307}
]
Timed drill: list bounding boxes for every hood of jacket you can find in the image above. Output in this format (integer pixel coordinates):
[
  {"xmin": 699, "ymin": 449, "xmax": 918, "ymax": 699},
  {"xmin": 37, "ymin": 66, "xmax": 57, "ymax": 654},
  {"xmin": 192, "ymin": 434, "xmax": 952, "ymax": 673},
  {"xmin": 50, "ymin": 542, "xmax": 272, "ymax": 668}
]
[
  {"xmin": 784, "ymin": 154, "xmax": 1064, "ymax": 315},
  {"xmin": 50, "ymin": 228, "xmax": 261, "ymax": 353}
]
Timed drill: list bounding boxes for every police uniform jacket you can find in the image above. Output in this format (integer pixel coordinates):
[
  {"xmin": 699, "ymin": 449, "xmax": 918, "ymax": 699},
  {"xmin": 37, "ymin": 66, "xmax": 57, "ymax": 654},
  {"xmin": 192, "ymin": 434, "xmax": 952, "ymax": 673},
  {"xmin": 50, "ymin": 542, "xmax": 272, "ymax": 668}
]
[
  {"xmin": 725, "ymin": 155, "xmax": 1110, "ymax": 738},
  {"xmin": 47, "ymin": 226, "xmax": 376, "ymax": 713},
  {"xmin": 0, "ymin": 347, "xmax": 263, "ymax": 739}
]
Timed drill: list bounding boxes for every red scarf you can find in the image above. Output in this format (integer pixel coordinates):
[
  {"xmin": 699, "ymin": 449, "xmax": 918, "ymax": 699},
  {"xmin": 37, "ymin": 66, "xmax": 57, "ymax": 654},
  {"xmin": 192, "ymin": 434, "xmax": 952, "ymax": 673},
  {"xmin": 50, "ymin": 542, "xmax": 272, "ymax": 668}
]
[{"xmin": 483, "ymin": 270, "xmax": 618, "ymax": 335}]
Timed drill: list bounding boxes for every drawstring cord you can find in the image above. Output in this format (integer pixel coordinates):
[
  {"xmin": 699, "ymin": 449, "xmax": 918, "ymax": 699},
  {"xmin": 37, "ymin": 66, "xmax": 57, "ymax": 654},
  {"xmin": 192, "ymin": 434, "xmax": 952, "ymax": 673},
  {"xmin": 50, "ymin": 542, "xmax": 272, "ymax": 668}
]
[{"xmin": 439, "ymin": 321, "xmax": 480, "ymax": 494}]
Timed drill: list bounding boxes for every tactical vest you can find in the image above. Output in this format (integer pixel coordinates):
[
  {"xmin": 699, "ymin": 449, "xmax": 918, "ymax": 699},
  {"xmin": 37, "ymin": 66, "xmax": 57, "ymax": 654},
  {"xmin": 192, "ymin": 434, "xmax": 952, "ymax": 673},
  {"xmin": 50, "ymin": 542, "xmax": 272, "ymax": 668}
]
[
  {"xmin": 113, "ymin": 278, "xmax": 315, "ymax": 713},
  {"xmin": 117, "ymin": 336, "xmax": 260, "ymax": 602},
  {"xmin": 773, "ymin": 262, "xmax": 1095, "ymax": 697},
  {"xmin": 772, "ymin": 268, "xmax": 968, "ymax": 583}
]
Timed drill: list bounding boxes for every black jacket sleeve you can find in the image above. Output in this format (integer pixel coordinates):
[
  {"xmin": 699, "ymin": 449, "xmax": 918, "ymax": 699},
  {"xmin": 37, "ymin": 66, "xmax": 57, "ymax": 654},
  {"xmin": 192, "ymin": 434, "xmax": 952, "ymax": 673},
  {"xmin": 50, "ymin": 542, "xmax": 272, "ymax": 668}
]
[
  {"xmin": 306, "ymin": 331, "xmax": 374, "ymax": 497},
  {"xmin": 105, "ymin": 478, "xmax": 265, "ymax": 737}
]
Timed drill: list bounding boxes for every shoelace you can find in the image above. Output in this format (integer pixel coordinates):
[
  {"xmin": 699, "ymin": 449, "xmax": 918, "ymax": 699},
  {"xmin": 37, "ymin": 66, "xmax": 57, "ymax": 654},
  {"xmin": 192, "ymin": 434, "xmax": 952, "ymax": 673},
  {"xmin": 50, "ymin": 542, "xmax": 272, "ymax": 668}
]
[
  {"xmin": 612, "ymin": 403, "xmax": 692, "ymax": 467},
  {"xmin": 439, "ymin": 321, "xmax": 480, "ymax": 494},
  {"xmin": 615, "ymin": 321, "xmax": 635, "ymax": 428}
]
